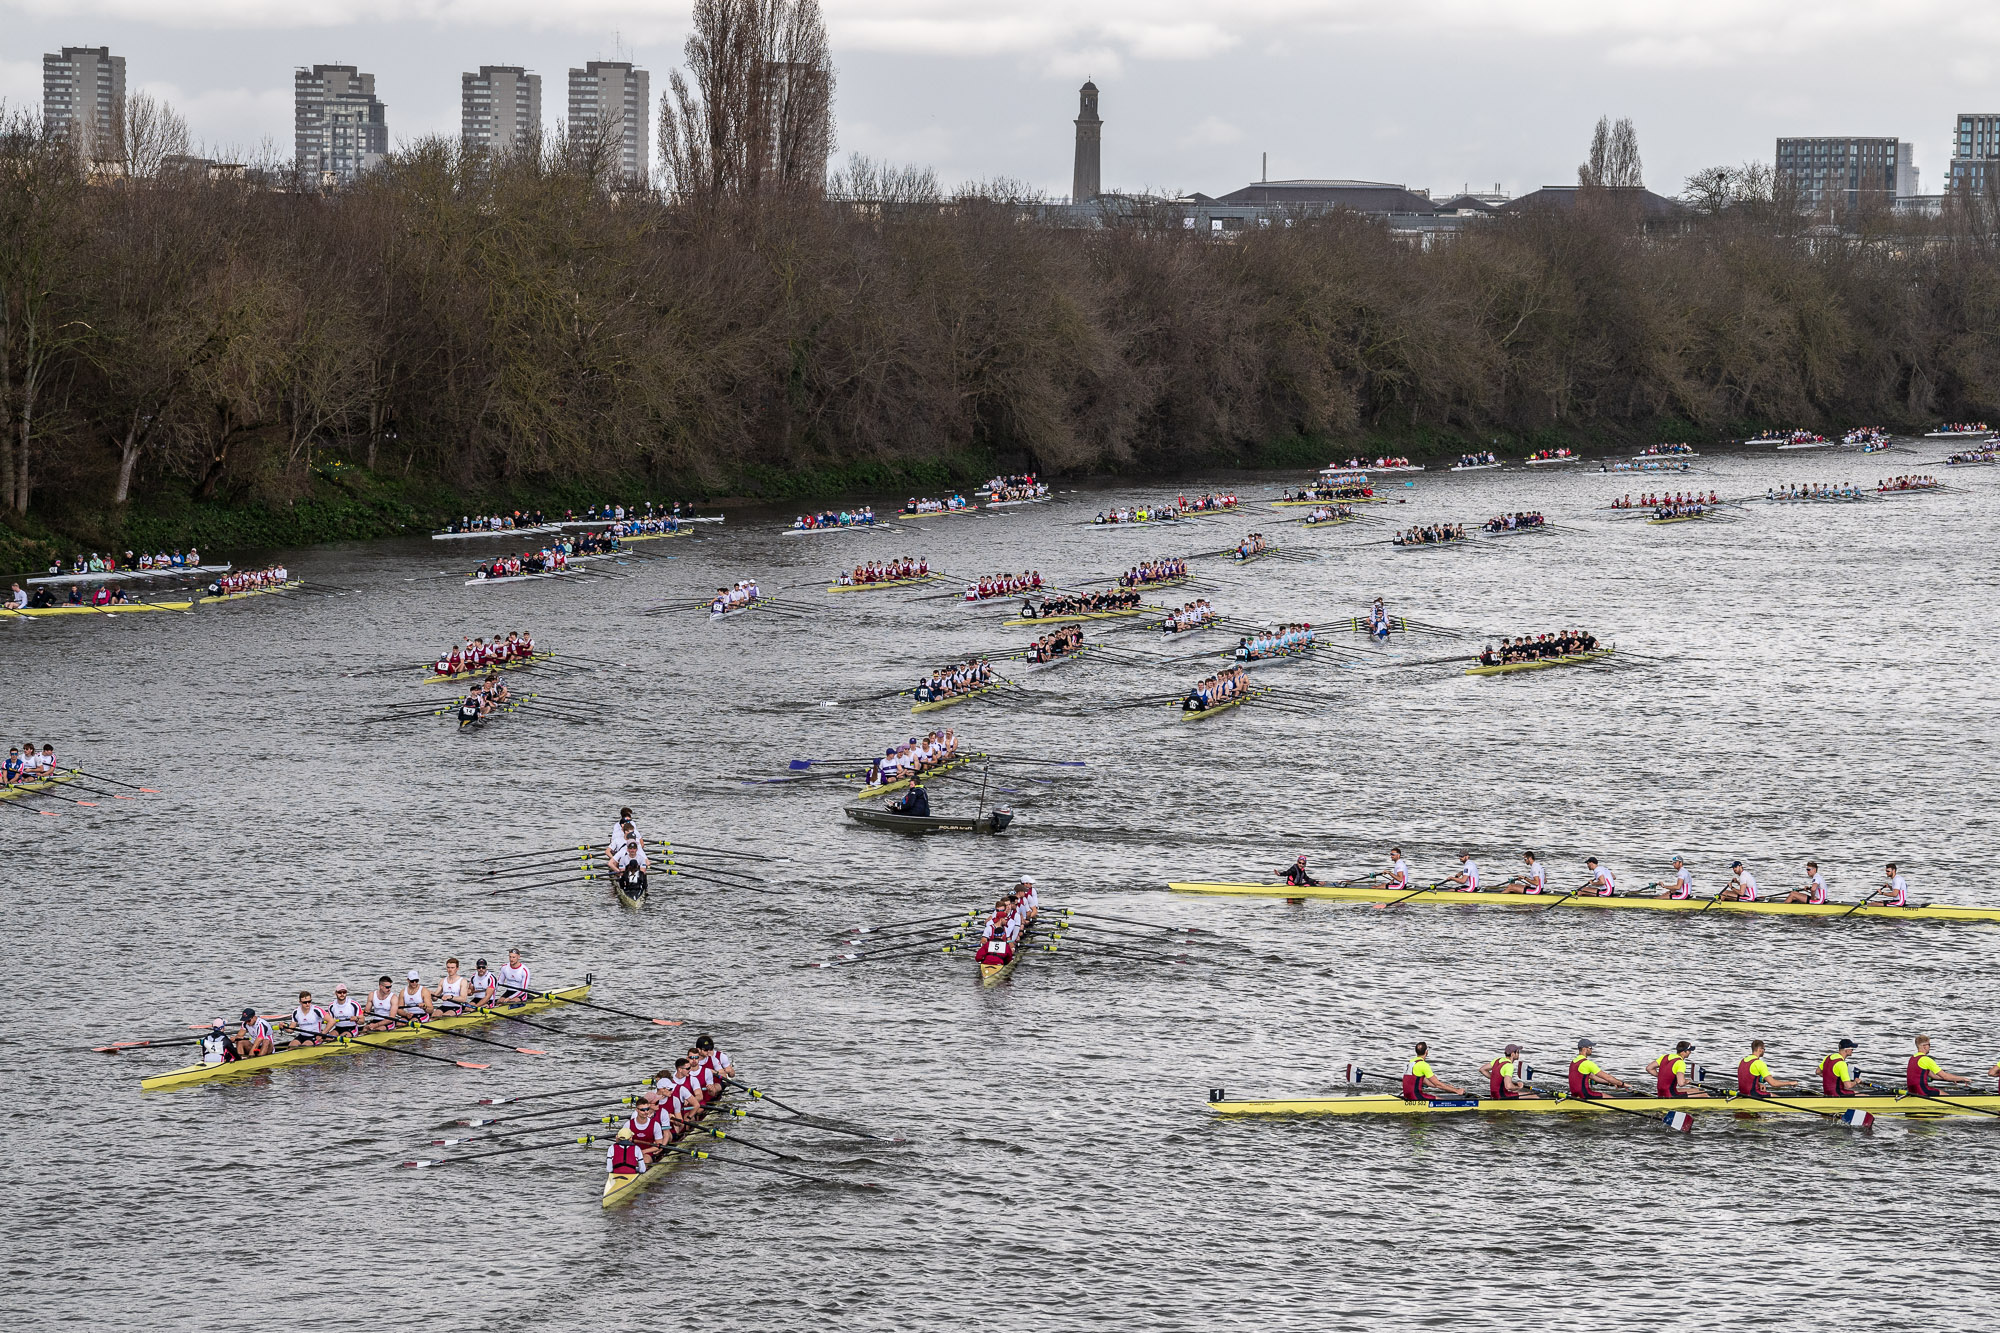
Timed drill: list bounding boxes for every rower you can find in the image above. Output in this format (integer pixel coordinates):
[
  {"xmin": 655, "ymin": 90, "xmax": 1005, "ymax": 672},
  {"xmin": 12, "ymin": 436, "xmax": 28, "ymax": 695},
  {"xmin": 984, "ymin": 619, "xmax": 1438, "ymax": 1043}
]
[
  {"xmin": 1500, "ymin": 850, "xmax": 1546, "ymax": 895},
  {"xmin": 287, "ymin": 991, "xmax": 331, "ymax": 1048},
  {"xmin": 1277, "ymin": 854, "xmax": 1319, "ymax": 887},
  {"xmin": 1401, "ymin": 1042, "xmax": 1466, "ymax": 1099},
  {"xmin": 1445, "ymin": 851, "xmax": 1480, "ymax": 892},
  {"xmin": 1482, "ymin": 1043, "xmax": 1537, "ymax": 1099},
  {"xmin": 1873, "ymin": 862, "xmax": 1909, "ymax": 909},
  {"xmin": 693, "ymin": 1032, "xmax": 735, "ymax": 1090},
  {"xmin": 626, "ymin": 1090, "xmax": 675, "ymax": 1164},
  {"xmin": 892, "ymin": 779, "xmax": 930, "ymax": 817},
  {"xmin": 1786, "ymin": 860, "xmax": 1828, "ymax": 905},
  {"xmin": 611, "ymin": 838, "xmax": 649, "ymax": 899},
  {"xmin": 611, "ymin": 806, "xmax": 640, "ymax": 849},
  {"xmin": 496, "ymin": 948, "xmax": 532, "ymax": 1002},
  {"xmin": 392, "ymin": 970, "xmax": 435, "ymax": 1024},
  {"xmin": 1718, "ymin": 859, "xmax": 1758, "ymax": 902},
  {"xmin": 1819, "ymin": 1039, "xmax": 1860, "ymax": 1095},
  {"xmin": 468, "ymin": 958, "xmax": 498, "ymax": 1005},
  {"xmin": 1385, "ymin": 847, "xmax": 1412, "ymax": 892},
  {"xmin": 327, "ymin": 984, "xmax": 363, "ymax": 1037},
  {"xmin": 1568, "ymin": 1038, "xmax": 1632, "ymax": 1097},
  {"xmin": 435, "ymin": 958, "xmax": 474, "ymax": 1015},
  {"xmin": 1908, "ymin": 1035, "xmax": 1971, "ymax": 1097},
  {"xmin": 1584, "ymin": 856, "xmax": 1616, "ymax": 897},
  {"xmin": 1662, "ymin": 855, "xmax": 1694, "ymax": 900},
  {"xmin": 235, "ymin": 1007, "xmax": 276, "ymax": 1059},
  {"xmin": 364, "ymin": 975, "xmax": 400, "ymax": 1031},
  {"xmin": 1647, "ymin": 1040, "xmax": 1707, "ymax": 1097},
  {"xmin": 1737, "ymin": 1040, "xmax": 1801, "ymax": 1096}
]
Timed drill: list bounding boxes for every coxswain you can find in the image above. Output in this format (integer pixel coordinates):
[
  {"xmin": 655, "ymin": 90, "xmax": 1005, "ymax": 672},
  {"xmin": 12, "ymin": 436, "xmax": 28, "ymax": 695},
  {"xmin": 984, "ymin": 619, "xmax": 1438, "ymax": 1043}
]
[
  {"xmin": 1737, "ymin": 1040, "xmax": 1801, "ymax": 1096},
  {"xmin": 611, "ymin": 838, "xmax": 649, "ymax": 899},
  {"xmin": 363, "ymin": 975, "xmax": 400, "ymax": 1031},
  {"xmin": 199, "ymin": 1019, "xmax": 234, "ymax": 1067},
  {"xmin": 1786, "ymin": 860, "xmax": 1828, "ymax": 905},
  {"xmin": 392, "ymin": 970, "xmax": 435, "ymax": 1024},
  {"xmin": 435, "ymin": 958, "xmax": 474, "ymax": 1015},
  {"xmin": 1278, "ymin": 854, "xmax": 1319, "ymax": 887},
  {"xmin": 326, "ymin": 984, "xmax": 363, "ymax": 1036},
  {"xmin": 1482, "ymin": 1043, "xmax": 1537, "ymax": 1099},
  {"xmin": 1401, "ymin": 1042, "xmax": 1465, "ymax": 1099},
  {"xmin": 1818, "ymin": 1039, "xmax": 1859, "ymax": 1095},
  {"xmin": 1445, "ymin": 851, "xmax": 1481, "ymax": 892},
  {"xmin": 1500, "ymin": 850, "xmax": 1546, "ymax": 895},
  {"xmin": 496, "ymin": 948, "xmax": 532, "ymax": 1001},
  {"xmin": 1908, "ymin": 1035, "xmax": 1971, "ymax": 1097},
  {"xmin": 234, "ymin": 1007, "xmax": 276, "ymax": 1059},
  {"xmin": 457, "ymin": 688, "xmax": 483, "ymax": 727},
  {"xmin": 892, "ymin": 779, "xmax": 930, "ymax": 817},
  {"xmin": 1718, "ymin": 859, "xmax": 1758, "ymax": 901},
  {"xmin": 1646, "ymin": 1040, "xmax": 1707, "ymax": 1097},
  {"xmin": 1568, "ymin": 1038, "xmax": 1632, "ymax": 1097},
  {"xmin": 286, "ymin": 991, "xmax": 331, "ymax": 1048}
]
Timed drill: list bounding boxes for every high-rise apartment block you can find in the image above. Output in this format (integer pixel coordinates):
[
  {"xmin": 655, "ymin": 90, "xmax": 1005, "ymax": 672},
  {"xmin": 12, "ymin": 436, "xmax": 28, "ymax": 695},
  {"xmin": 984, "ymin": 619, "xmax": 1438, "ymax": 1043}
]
[
  {"xmin": 295, "ymin": 64, "xmax": 388, "ymax": 185},
  {"xmin": 567, "ymin": 61, "xmax": 649, "ymax": 187},
  {"xmin": 43, "ymin": 46, "xmax": 126, "ymax": 160},
  {"xmin": 1947, "ymin": 114, "xmax": 2000, "ymax": 195},
  {"xmin": 1773, "ymin": 138, "xmax": 1915, "ymax": 211},
  {"xmin": 463, "ymin": 66, "xmax": 541, "ymax": 158}
]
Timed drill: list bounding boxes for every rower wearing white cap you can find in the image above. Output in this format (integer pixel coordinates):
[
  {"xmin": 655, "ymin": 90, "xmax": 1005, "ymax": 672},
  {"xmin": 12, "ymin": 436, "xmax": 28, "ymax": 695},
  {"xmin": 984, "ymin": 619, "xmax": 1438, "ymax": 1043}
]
[
  {"xmin": 391, "ymin": 970, "xmax": 435, "ymax": 1023},
  {"xmin": 1015, "ymin": 876, "xmax": 1038, "ymax": 920}
]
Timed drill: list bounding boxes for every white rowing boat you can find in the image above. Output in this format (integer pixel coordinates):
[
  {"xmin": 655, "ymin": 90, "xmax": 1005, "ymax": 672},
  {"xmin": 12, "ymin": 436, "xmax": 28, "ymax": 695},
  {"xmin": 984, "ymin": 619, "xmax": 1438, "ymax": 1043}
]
[
  {"xmin": 431, "ymin": 525, "xmax": 565, "ymax": 541},
  {"xmin": 29, "ymin": 564, "xmax": 230, "ymax": 585}
]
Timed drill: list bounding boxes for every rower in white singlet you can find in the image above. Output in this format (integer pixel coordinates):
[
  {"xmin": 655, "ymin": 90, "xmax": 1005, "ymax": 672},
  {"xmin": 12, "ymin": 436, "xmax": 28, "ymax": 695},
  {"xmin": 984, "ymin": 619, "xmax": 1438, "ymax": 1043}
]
[
  {"xmin": 392, "ymin": 970, "xmax": 434, "ymax": 1023},
  {"xmin": 610, "ymin": 807, "xmax": 641, "ymax": 851},
  {"xmin": 1502, "ymin": 851, "xmax": 1546, "ymax": 895},
  {"xmin": 1875, "ymin": 862, "xmax": 1909, "ymax": 908},
  {"xmin": 1720, "ymin": 860, "xmax": 1758, "ymax": 902},
  {"xmin": 1385, "ymin": 847, "xmax": 1412, "ymax": 891},
  {"xmin": 1014, "ymin": 875, "xmax": 1038, "ymax": 918},
  {"xmin": 1663, "ymin": 856, "xmax": 1694, "ymax": 900},
  {"xmin": 496, "ymin": 949, "xmax": 533, "ymax": 1002},
  {"xmin": 434, "ymin": 957, "xmax": 474, "ymax": 1014},
  {"xmin": 1584, "ymin": 857, "xmax": 1616, "ymax": 897},
  {"xmin": 1447, "ymin": 852, "xmax": 1480, "ymax": 892},
  {"xmin": 608, "ymin": 820, "xmax": 647, "ymax": 869},
  {"xmin": 326, "ymin": 985, "xmax": 363, "ymax": 1035},
  {"xmin": 235, "ymin": 1008, "xmax": 276, "ymax": 1059},
  {"xmin": 1787, "ymin": 861, "xmax": 1828, "ymax": 905},
  {"xmin": 363, "ymin": 975, "xmax": 400, "ymax": 1030},
  {"xmin": 287, "ymin": 990, "xmax": 331, "ymax": 1048},
  {"xmin": 468, "ymin": 958, "xmax": 499, "ymax": 1004}
]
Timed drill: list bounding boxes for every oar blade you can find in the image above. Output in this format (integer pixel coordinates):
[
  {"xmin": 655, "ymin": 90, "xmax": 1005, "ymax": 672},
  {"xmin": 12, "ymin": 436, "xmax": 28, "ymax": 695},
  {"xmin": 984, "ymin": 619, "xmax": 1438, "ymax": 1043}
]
[
  {"xmin": 1841, "ymin": 1109, "xmax": 1875, "ymax": 1129},
  {"xmin": 1663, "ymin": 1110, "xmax": 1695, "ymax": 1133},
  {"xmin": 455, "ymin": 1060, "xmax": 492, "ymax": 1070}
]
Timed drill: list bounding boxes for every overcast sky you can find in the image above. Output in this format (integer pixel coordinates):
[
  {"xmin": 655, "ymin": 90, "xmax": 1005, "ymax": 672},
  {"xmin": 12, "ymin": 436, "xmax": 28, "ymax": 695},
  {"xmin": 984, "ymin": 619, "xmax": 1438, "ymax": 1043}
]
[{"xmin": 6, "ymin": 1, "xmax": 1997, "ymax": 199}]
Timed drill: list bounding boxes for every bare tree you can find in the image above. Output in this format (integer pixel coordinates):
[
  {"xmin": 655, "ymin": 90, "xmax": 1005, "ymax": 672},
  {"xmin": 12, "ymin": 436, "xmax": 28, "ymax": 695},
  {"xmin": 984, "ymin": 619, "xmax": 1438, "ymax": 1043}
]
[
  {"xmin": 119, "ymin": 92, "xmax": 192, "ymax": 181},
  {"xmin": 1580, "ymin": 116, "xmax": 1644, "ymax": 190},
  {"xmin": 659, "ymin": 0, "xmax": 835, "ymax": 205}
]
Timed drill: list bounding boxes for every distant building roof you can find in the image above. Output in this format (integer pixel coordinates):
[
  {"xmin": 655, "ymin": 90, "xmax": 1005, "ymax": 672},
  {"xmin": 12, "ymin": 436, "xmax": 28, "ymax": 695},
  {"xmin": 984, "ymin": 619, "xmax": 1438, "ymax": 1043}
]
[
  {"xmin": 1432, "ymin": 193, "xmax": 1500, "ymax": 214},
  {"xmin": 1196, "ymin": 179, "xmax": 1438, "ymax": 214},
  {"xmin": 1499, "ymin": 185, "xmax": 1686, "ymax": 219}
]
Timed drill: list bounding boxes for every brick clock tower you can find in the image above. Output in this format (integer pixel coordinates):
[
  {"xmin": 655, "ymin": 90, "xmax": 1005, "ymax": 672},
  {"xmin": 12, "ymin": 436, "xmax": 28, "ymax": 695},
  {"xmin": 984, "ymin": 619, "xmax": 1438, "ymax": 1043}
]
[{"xmin": 1072, "ymin": 80, "xmax": 1101, "ymax": 201}]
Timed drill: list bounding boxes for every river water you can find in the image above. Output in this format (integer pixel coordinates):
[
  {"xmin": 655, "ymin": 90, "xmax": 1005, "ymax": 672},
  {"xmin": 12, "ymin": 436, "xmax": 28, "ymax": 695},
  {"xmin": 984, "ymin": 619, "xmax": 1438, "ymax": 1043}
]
[{"xmin": 8, "ymin": 445, "xmax": 1998, "ymax": 1331}]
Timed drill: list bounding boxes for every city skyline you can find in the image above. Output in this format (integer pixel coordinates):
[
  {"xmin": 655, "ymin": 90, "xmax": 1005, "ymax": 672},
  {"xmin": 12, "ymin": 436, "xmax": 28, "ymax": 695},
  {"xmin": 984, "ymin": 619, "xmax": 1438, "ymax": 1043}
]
[{"xmin": 10, "ymin": 4, "xmax": 2000, "ymax": 200}]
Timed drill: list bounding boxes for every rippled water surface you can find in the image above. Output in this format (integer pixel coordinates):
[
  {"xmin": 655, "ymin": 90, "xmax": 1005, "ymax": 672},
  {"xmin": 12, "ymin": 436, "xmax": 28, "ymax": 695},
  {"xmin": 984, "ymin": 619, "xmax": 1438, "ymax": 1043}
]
[{"xmin": 9, "ymin": 447, "xmax": 2000, "ymax": 1331}]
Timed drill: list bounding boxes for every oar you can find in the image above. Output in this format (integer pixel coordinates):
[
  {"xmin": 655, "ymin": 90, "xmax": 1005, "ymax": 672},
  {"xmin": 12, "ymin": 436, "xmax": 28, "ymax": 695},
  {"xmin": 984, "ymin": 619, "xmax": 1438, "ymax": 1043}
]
[
  {"xmin": 64, "ymin": 768, "xmax": 160, "ymax": 793},
  {"xmin": 1063, "ymin": 909, "xmax": 1212, "ymax": 935},
  {"xmin": 479, "ymin": 844, "xmax": 589, "ymax": 864},
  {"xmin": 521, "ymin": 988, "xmax": 682, "ymax": 1027},
  {"xmin": 400, "ymin": 1134, "xmax": 604, "ymax": 1168},
  {"xmin": 1834, "ymin": 893, "xmax": 1889, "ymax": 920},
  {"xmin": 479, "ymin": 1078, "xmax": 645, "ymax": 1106},
  {"xmin": 657, "ymin": 1142, "xmax": 849, "ymax": 1185},
  {"xmin": 658, "ymin": 841, "xmax": 776, "ymax": 862},
  {"xmin": 718, "ymin": 1106, "xmax": 908, "ymax": 1143},
  {"xmin": 1722, "ymin": 1087, "xmax": 1871, "ymax": 1124},
  {"xmin": 812, "ymin": 936, "xmax": 962, "ymax": 967},
  {"xmin": 339, "ymin": 1032, "xmax": 491, "ymax": 1070},
  {"xmin": 1893, "ymin": 1089, "xmax": 2000, "ymax": 1119},
  {"xmin": 1379, "ymin": 878, "xmax": 1450, "ymax": 909},
  {"xmin": 688, "ymin": 1125, "xmax": 799, "ymax": 1160},
  {"xmin": 718, "ymin": 1081, "xmax": 899, "ymax": 1142},
  {"xmin": 91, "ymin": 1033, "xmax": 206, "ymax": 1053},
  {"xmin": 843, "ymin": 909, "xmax": 981, "ymax": 936},
  {"xmin": 1040, "ymin": 934, "xmax": 1192, "ymax": 966},
  {"xmin": 0, "ymin": 800, "xmax": 59, "ymax": 816},
  {"xmin": 457, "ymin": 1095, "xmax": 641, "ymax": 1127},
  {"xmin": 1554, "ymin": 1090, "xmax": 1693, "ymax": 1132},
  {"xmin": 1538, "ymin": 880, "xmax": 1597, "ymax": 913}
]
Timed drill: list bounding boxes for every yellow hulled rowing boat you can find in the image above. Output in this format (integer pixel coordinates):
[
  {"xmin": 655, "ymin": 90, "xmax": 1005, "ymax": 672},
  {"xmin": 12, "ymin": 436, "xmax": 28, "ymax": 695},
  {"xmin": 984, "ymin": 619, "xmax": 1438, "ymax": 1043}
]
[
  {"xmin": 139, "ymin": 980, "xmax": 593, "ymax": 1091},
  {"xmin": 423, "ymin": 653, "xmax": 552, "ymax": 684},
  {"xmin": 601, "ymin": 1094, "xmax": 731, "ymax": 1208},
  {"xmin": 855, "ymin": 752, "xmax": 977, "ymax": 799},
  {"xmin": 204, "ymin": 580, "xmax": 303, "ymax": 603},
  {"xmin": 1001, "ymin": 606, "xmax": 1153, "ymax": 627},
  {"xmin": 1209, "ymin": 1091, "xmax": 2000, "ymax": 1118},
  {"xmin": 1167, "ymin": 880, "xmax": 2000, "ymax": 922},
  {"xmin": 1464, "ymin": 647, "xmax": 1615, "ymax": 676},
  {"xmin": 911, "ymin": 682, "xmax": 1005, "ymax": 714},
  {"xmin": 2, "ymin": 600, "xmax": 192, "ymax": 617},
  {"xmin": 1178, "ymin": 695, "xmax": 1248, "ymax": 721},
  {"xmin": 826, "ymin": 576, "xmax": 937, "ymax": 593},
  {"xmin": 0, "ymin": 768, "xmax": 80, "ymax": 802}
]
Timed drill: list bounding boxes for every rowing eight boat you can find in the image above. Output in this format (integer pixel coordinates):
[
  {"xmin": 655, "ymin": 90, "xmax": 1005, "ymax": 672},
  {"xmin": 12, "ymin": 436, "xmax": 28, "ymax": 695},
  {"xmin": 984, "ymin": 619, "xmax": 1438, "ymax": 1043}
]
[
  {"xmin": 1208, "ymin": 1091, "xmax": 2000, "ymax": 1118},
  {"xmin": 1166, "ymin": 880, "xmax": 2000, "ymax": 922},
  {"xmin": 826, "ymin": 576, "xmax": 937, "ymax": 593},
  {"xmin": 1001, "ymin": 606, "xmax": 1153, "ymax": 627},
  {"xmin": 1464, "ymin": 647, "xmax": 1614, "ymax": 676},
  {"xmin": 855, "ymin": 752, "xmax": 977, "ymax": 799},
  {"xmin": 1, "ymin": 600, "xmax": 193, "ymax": 617},
  {"xmin": 138, "ymin": 980, "xmax": 593, "ymax": 1091},
  {"xmin": 601, "ymin": 1092, "xmax": 731, "ymax": 1208},
  {"xmin": 911, "ymin": 681, "xmax": 1006, "ymax": 713},
  {"xmin": 423, "ymin": 653, "xmax": 552, "ymax": 684},
  {"xmin": 1179, "ymin": 695, "xmax": 1248, "ymax": 721}
]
